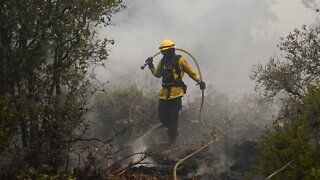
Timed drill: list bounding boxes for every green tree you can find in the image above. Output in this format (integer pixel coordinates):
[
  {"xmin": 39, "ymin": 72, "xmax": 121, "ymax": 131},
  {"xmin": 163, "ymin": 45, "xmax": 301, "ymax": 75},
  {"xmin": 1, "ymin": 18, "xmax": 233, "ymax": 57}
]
[
  {"xmin": 251, "ymin": 25, "xmax": 320, "ymax": 99},
  {"xmin": 0, "ymin": 0, "xmax": 124, "ymax": 177},
  {"xmin": 251, "ymin": 25, "xmax": 320, "ymax": 179},
  {"xmin": 253, "ymin": 85, "xmax": 320, "ymax": 180}
]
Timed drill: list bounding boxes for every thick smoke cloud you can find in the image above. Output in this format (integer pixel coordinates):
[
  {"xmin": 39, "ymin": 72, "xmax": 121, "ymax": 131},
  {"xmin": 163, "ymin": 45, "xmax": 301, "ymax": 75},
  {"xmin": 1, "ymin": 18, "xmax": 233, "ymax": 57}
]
[
  {"xmin": 303, "ymin": 0, "xmax": 318, "ymax": 9},
  {"xmin": 96, "ymin": 0, "xmax": 319, "ymax": 97}
]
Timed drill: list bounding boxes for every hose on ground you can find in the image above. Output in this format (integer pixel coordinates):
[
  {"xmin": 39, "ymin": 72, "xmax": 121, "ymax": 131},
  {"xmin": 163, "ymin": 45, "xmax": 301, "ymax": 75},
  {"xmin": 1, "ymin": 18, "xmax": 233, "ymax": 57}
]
[{"xmin": 173, "ymin": 137, "xmax": 221, "ymax": 180}]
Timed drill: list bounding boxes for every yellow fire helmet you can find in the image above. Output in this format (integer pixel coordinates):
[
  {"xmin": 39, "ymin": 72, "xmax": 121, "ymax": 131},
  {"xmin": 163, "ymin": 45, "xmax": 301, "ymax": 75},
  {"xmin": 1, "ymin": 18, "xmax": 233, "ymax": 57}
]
[{"xmin": 159, "ymin": 39, "xmax": 176, "ymax": 51}]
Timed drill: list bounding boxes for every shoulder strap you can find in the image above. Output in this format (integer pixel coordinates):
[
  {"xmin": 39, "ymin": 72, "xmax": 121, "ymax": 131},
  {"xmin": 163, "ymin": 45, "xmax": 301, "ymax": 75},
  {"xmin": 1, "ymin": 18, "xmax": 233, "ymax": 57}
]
[
  {"xmin": 174, "ymin": 55, "xmax": 182, "ymax": 77},
  {"xmin": 160, "ymin": 58, "xmax": 164, "ymax": 76}
]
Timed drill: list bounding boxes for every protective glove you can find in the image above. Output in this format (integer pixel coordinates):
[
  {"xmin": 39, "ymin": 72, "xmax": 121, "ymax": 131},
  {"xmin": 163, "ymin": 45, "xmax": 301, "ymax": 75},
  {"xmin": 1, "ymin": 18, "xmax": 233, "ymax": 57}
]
[
  {"xmin": 145, "ymin": 57, "xmax": 154, "ymax": 69},
  {"xmin": 199, "ymin": 81, "xmax": 206, "ymax": 90}
]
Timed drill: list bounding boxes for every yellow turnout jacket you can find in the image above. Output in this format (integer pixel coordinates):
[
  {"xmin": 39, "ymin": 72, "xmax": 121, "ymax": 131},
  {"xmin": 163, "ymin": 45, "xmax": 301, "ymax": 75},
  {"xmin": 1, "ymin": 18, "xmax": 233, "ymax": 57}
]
[{"xmin": 151, "ymin": 56, "xmax": 201, "ymax": 100}]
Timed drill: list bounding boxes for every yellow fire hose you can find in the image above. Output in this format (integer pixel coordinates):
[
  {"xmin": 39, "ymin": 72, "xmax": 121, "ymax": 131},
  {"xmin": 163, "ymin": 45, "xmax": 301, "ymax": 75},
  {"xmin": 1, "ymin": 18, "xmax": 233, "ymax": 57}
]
[
  {"xmin": 141, "ymin": 48, "xmax": 205, "ymax": 123},
  {"xmin": 173, "ymin": 137, "xmax": 221, "ymax": 180}
]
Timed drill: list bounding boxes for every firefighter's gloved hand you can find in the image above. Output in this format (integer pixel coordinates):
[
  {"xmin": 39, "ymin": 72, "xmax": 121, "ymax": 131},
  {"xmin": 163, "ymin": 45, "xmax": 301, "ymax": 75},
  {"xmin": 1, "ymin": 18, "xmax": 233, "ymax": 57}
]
[
  {"xmin": 145, "ymin": 57, "xmax": 154, "ymax": 69},
  {"xmin": 199, "ymin": 81, "xmax": 206, "ymax": 90}
]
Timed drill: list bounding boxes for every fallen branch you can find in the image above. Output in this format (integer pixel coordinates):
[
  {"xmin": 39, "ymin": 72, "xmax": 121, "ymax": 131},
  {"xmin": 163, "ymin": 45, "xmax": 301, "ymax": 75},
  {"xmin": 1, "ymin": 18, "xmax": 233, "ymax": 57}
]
[
  {"xmin": 61, "ymin": 136, "xmax": 117, "ymax": 144},
  {"xmin": 115, "ymin": 152, "xmax": 147, "ymax": 164},
  {"xmin": 111, "ymin": 154, "xmax": 148, "ymax": 175}
]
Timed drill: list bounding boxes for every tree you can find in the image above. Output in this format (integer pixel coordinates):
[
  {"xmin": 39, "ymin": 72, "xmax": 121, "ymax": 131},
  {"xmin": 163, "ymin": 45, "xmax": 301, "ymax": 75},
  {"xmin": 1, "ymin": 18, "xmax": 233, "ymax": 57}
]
[
  {"xmin": 252, "ymin": 85, "xmax": 320, "ymax": 180},
  {"xmin": 251, "ymin": 25, "xmax": 320, "ymax": 99},
  {"xmin": 0, "ymin": 0, "xmax": 124, "ymax": 177},
  {"xmin": 250, "ymin": 25, "xmax": 320, "ymax": 179}
]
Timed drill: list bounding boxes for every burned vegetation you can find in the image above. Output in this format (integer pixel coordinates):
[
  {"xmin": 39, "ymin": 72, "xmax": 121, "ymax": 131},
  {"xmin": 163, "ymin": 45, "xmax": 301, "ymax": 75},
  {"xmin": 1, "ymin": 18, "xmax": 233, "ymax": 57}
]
[{"xmin": 77, "ymin": 85, "xmax": 276, "ymax": 179}]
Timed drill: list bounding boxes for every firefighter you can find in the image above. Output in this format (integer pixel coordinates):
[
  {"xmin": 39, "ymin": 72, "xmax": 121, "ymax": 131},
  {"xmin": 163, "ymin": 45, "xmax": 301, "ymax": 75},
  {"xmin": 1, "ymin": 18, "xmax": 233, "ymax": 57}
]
[{"xmin": 145, "ymin": 39, "xmax": 206, "ymax": 145}]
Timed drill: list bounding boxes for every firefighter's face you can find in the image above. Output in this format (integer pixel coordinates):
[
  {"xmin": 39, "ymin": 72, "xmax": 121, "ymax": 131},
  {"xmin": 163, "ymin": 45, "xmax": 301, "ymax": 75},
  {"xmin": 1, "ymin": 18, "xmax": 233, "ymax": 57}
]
[
  {"xmin": 161, "ymin": 48, "xmax": 175, "ymax": 57},
  {"xmin": 161, "ymin": 49, "xmax": 168, "ymax": 56}
]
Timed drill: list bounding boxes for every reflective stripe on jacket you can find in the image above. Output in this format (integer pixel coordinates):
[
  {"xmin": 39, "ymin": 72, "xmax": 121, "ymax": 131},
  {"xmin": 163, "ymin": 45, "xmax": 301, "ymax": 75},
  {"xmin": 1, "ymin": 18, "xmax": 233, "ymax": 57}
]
[{"xmin": 151, "ymin": 56, "xmax": 201, "ymax": 100}]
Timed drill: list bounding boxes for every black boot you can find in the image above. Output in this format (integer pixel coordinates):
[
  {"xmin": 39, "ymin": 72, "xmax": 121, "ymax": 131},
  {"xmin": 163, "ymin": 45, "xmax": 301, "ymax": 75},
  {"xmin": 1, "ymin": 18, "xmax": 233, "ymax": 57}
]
[
  {"xmin": 168, "ymin": 136, "xmax": 176, "ymax": 146},
  {"xmin": 167, "ymin": 128, "xmax": 179, "ymax": 146}
]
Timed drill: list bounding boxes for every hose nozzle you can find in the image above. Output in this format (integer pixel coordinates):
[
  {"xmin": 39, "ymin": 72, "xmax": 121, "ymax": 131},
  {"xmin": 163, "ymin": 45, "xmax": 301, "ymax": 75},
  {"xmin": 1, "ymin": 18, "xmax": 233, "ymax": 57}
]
[{"xmin": 141, "ymin": 63, "xmax": 148, "ymax": 70}]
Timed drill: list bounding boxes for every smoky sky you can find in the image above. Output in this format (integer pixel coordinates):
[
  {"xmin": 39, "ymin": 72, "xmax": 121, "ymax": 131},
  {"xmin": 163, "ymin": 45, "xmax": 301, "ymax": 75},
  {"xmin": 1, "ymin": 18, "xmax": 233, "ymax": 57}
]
[
  {"xmin": 96, "ymin": 0, "xmax": 320, "ymax": 97},
  {"xmin": 303, "ymin": 0, "xmax": 318, "ymax": 9}
]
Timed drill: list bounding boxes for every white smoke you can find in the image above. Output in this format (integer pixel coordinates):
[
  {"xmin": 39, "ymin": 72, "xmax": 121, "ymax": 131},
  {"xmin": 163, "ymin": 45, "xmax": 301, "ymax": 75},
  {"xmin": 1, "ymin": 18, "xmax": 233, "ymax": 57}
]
[
  {"xmin": 129, "ymin": 123, "xmax": 162, "ymax": 166},
  {"xmin": 95, "ymin": 0, "xmax": 319, "ymax": 98},
  {"xmin": 302, "ymin": 0, "xmax": 318, "ymax": 9}
]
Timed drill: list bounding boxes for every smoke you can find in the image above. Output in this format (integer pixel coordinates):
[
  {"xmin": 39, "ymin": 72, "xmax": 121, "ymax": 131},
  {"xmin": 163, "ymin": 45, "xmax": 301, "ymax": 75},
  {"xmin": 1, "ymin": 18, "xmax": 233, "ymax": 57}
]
[
  {"xmin": 95, "ymin": 0, "xmax": 319, "ymax": 98},
  {"xmin": 83, "ymin": 0, "xmax": 320, "ymax": 178},
  {"xmin": 81, "ymin": 80, "xmax": 280, "ymax": 178},
  {"xmin": 129, "ymin": 123, "xmax": 162, "ymax": 166},
  {"xmin": 302, "ymin": 0, "xmax": 318, "ymax": 9}
]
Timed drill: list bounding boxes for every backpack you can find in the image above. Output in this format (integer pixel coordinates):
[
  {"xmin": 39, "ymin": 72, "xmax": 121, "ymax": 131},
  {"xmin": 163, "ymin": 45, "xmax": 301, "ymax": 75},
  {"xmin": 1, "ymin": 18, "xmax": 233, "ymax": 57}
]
[{"xmin": 160, "ymin": 55, "xmax": 187, "ymax": 94}]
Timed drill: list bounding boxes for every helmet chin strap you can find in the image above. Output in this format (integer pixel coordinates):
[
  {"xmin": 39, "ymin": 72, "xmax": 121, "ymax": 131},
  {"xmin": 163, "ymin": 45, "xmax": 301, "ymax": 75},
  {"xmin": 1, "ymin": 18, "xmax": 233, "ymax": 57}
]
[{"xmin": 147, "ymin": 48, "xmax": 205, "ymax": 125}]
